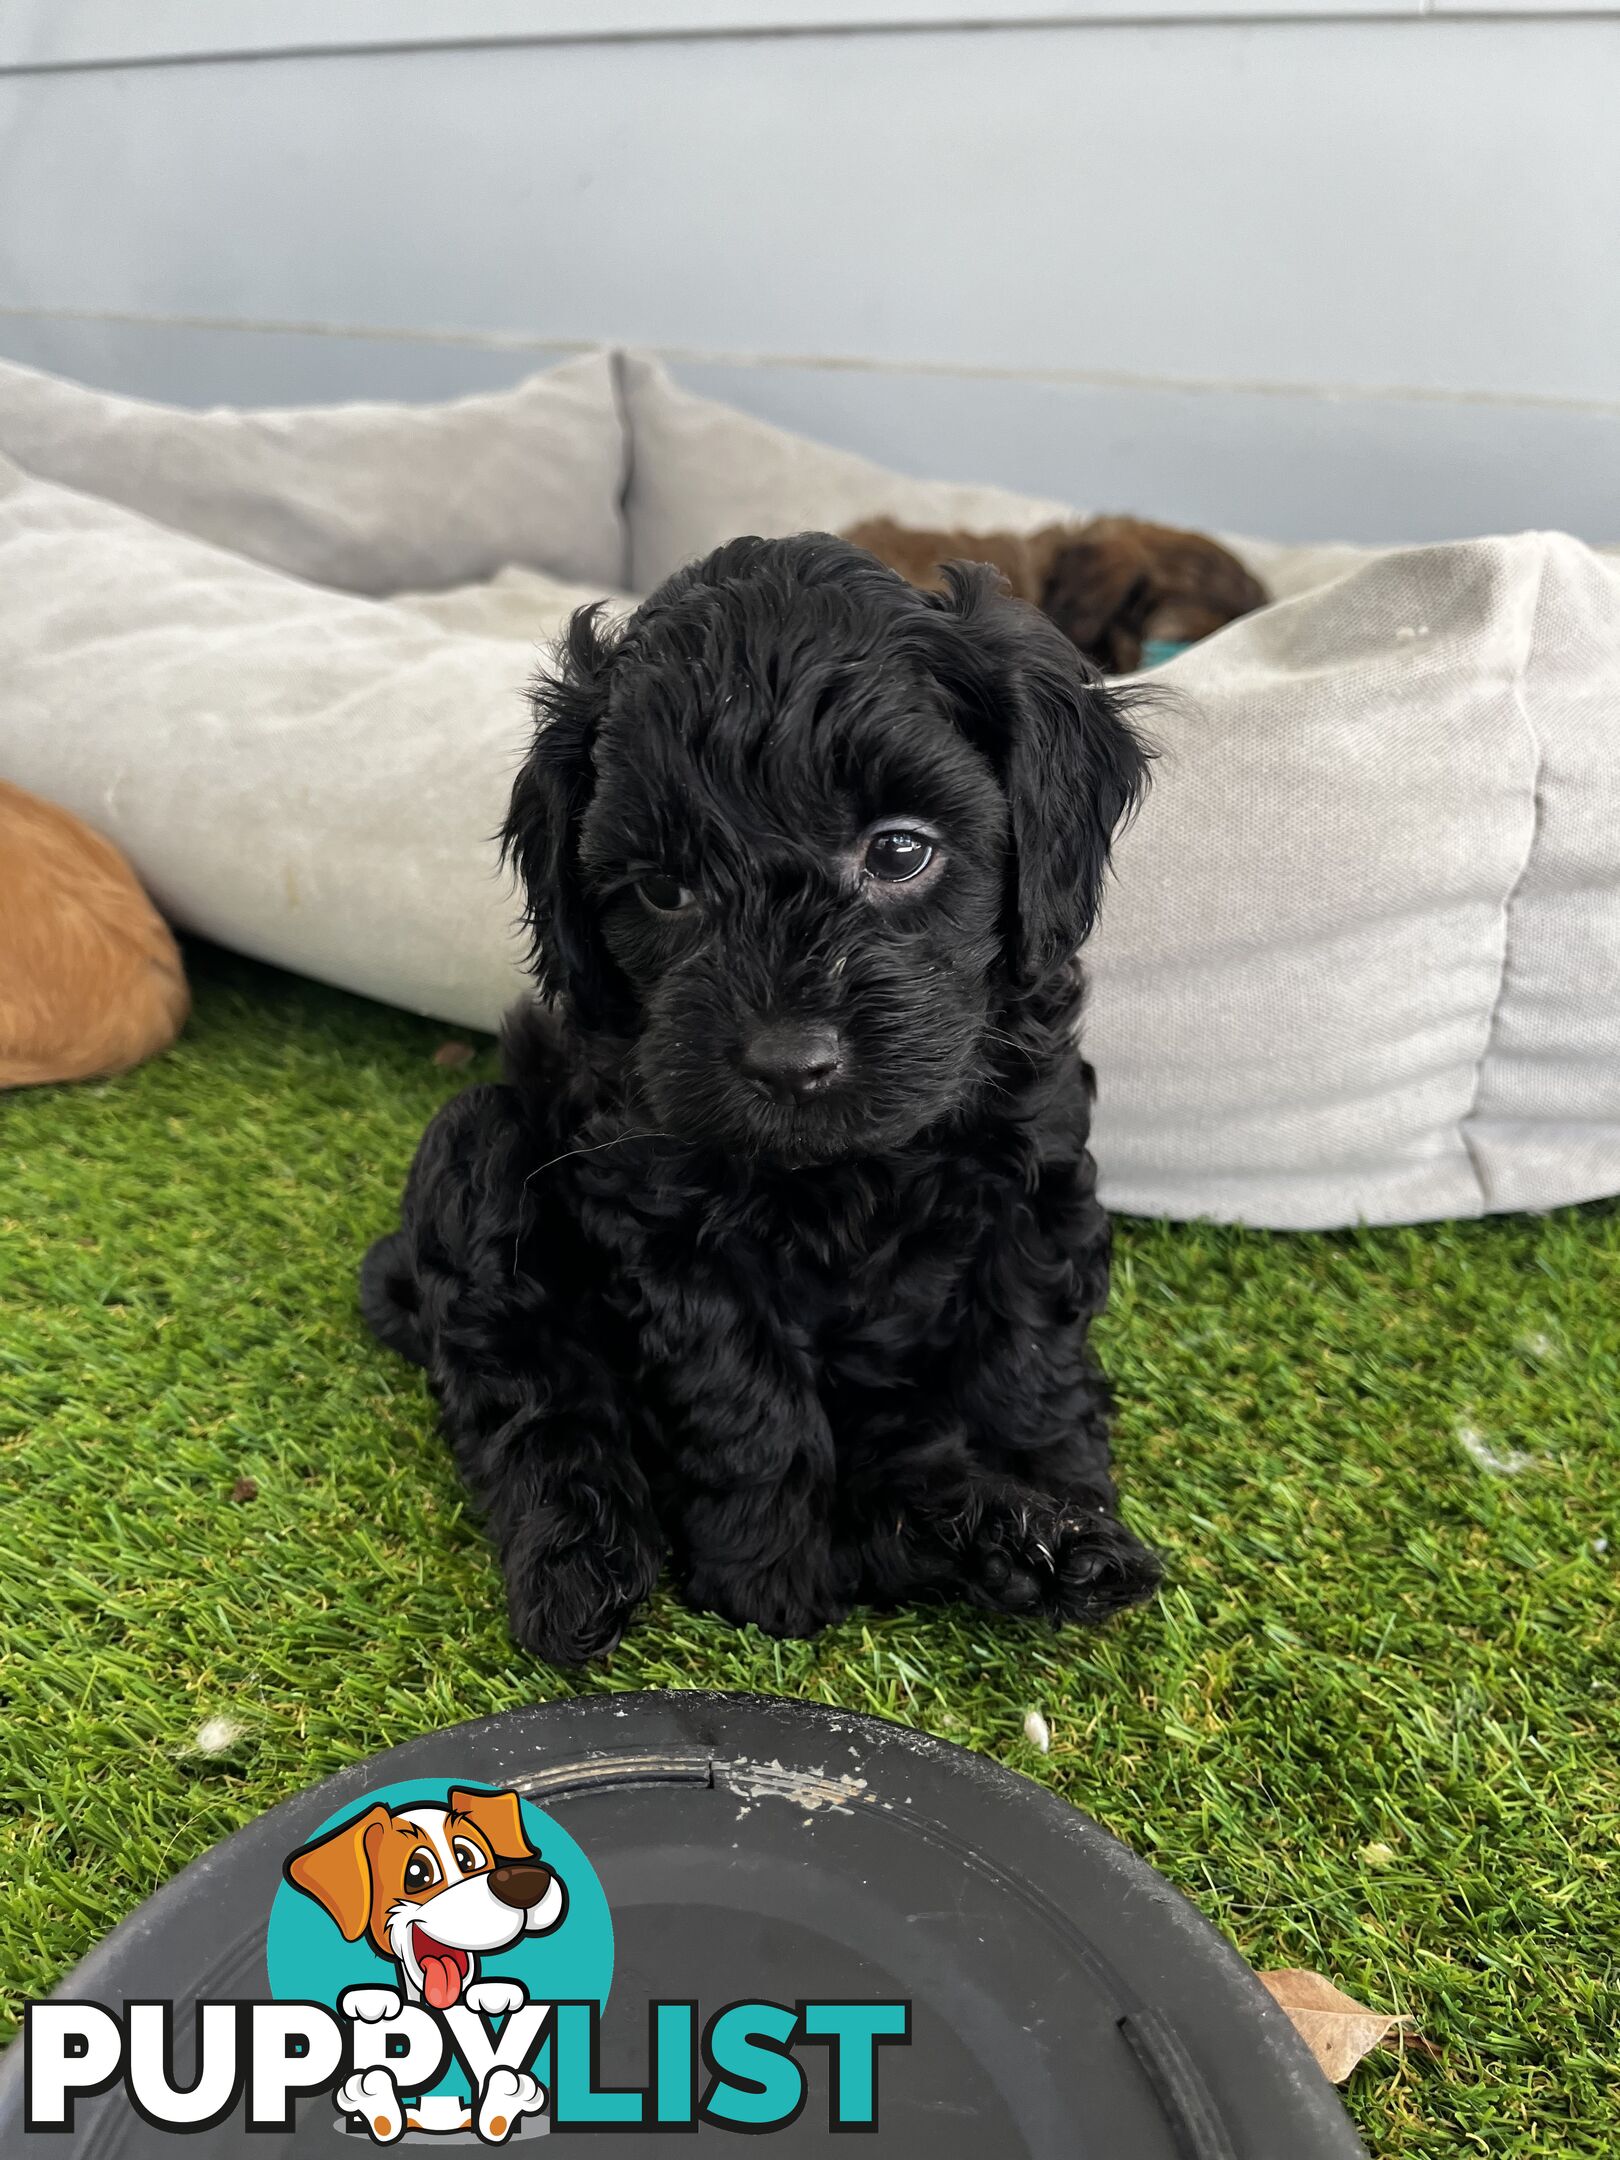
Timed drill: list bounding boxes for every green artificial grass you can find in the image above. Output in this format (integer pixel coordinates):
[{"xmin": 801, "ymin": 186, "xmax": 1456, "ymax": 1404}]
[{"xmin": 2, "ymin": 941, "xmax": 1617, "ymax": 2153}]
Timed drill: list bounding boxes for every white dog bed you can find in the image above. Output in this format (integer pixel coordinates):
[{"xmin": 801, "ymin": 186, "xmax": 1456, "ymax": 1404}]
[{"xmin": 2, "ymin": 349, "xmax": 1616, "ymax": 1229}]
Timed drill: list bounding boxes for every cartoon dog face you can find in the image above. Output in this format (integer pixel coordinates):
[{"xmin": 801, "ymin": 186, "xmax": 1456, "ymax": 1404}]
[{"xmin": 284, "ymin": 1786, "xmax": 567, "ymax": 2009}]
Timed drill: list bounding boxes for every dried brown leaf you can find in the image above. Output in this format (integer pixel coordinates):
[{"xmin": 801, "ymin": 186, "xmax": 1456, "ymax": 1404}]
[
  {"xmin": 1258, "ymin": 1969, "xmax": 1410, "ymax": 2084},
  {"xmin": 433, "ymin": 1041, "xmax": 477, "ymax": 1070}
]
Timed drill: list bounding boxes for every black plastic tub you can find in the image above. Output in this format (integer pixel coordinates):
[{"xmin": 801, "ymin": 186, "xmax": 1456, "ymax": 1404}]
[{"xmin": 0, "ymin": 1692, "xmax": 1366, "ymax": 2156}]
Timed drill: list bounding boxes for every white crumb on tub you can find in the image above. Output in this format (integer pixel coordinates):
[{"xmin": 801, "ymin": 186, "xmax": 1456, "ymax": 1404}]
[{"xmin": 723, "ymin": 1758, "xmax": 869, "ymax": 1812}]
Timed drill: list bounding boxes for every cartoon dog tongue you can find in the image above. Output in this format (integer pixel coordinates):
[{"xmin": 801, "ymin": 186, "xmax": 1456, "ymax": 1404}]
[
  {"xmin": 421, "ymin": 1956, "xmax": 461, "ymax": 2009},
  {"xmin": 415, "ymin": 1937, "xmax": 466, "ymax": 2009}
]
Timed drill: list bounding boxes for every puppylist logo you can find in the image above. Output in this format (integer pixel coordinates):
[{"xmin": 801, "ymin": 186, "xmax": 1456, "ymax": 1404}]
[{"xmin": 23, "ymin": 1778, "xmax": 911, "ymax": 2143}]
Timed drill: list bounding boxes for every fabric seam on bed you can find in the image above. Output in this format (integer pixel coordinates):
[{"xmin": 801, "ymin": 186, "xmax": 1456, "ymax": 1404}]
[{"xmin": 1457, "ymin": 533, "xmax": 1550, "ymax": 1214}]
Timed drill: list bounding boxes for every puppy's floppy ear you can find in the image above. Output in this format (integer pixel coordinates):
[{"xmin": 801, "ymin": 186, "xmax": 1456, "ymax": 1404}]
[
  {"xmin": 502, "ymin": 603, "xmax": 631, "ymax": 1032},
  {"xmin": 283, "ymin": 1803, "xmax": 391, "ymax": 1942},
  {"xmin": 448, "ymin": 1786, "xmax": 535, "ymax": 1863},
  {"xmin": 923, "ymin": 562, "xmax": 1152, "ymax": 979}
]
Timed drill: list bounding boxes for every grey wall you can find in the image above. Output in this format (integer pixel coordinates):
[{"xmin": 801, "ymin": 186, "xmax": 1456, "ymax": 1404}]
[{"xmin": 2, "ymin": 5, "xmax": 1617, "ymax": 546}]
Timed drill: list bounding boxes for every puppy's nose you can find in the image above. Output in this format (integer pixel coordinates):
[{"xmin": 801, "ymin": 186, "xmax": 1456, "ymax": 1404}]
[
  {"xmin": 740, "ymin": 1022, "xmax": 842, "ymax": 1101},
  {"xmin": 488, "ymin": 1862, "xmax": 551, "ymax": 1911}
]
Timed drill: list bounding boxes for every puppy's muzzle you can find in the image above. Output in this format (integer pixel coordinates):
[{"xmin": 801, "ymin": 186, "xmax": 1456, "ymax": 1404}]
[
  {"xmin": 739, "ymin": 1022, "xmax": 843, "ymax": 1102},
  {"xmin": 488, "ymin": 1861, "xmax": 553, "ymax": 1911}
]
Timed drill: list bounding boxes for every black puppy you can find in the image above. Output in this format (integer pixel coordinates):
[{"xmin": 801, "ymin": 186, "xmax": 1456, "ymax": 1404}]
[{"xmin": 362, "ymin": 533, "xmax": 1161, "ymax": 1665}]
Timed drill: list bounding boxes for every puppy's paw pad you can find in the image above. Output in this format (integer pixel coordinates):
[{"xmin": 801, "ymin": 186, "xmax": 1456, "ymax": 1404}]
[
  {"xmin": 1048, "ymin": 1512, "xmax": 1162, "ymax": 1621},
  {"xmin": 465, "ymin": 1978, "xmax": 528, "ymax": 2018},
  {"xmin": 971, "ymin": 1542, "xmax": 1044, "ymax": 1613},
  {"xmin": 478, "ymin": 2066, "xmax": 545, "ymax": 2142},
  {"xmin": 337, "ymin": 2068, "xmax": 404, "ymax": 2142},
  {"xmin": 969, "ymin": 1496, "xmax": 1160, "ymax": 1624},
  {"xmin": 339, "ymin": 1986, "xmax": 402, "ymax": 2024}
]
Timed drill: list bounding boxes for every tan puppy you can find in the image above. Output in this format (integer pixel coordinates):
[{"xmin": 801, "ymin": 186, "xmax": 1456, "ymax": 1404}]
[
  {"xmin": 0, "ymin": 780, "xmax": 188, "ymax": 1088},
  {"xmin": 845, "ymin": 511, "xmax": 1267, "ymax": 674},
  {"xmin": 842, "ymin": 514, "xmax": 1070, "ymax": 606}
]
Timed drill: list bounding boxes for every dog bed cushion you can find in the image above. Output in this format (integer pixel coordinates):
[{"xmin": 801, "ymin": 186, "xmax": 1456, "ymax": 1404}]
[
  {"xmin": 2, "ymin": 365, "xmax": 1617, "ymax": 1229},
  {"xmin": 0, "ymin": 349, "xmax": 628, "ymax": 595},
  {"xmin": 0, "ymin": 450, "xmax": 599, "ymax": 1025},
  {"xmin": 1084, "ymin": 533, "xmax": 1620, "ymax": 1223}
]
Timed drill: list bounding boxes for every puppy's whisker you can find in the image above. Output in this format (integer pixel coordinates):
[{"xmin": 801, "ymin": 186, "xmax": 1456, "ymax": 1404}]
[
  {"xmin": 526, "ymin": 1129, "xmax": 675, "ymax": 1182},
  {"xmin": 512, "ymin": 1131, "xmax": 674, "ymax": 1271},
  {"xmin": 980, "ymin": 1027, "xmax": 1039, "ymax": 1071}
]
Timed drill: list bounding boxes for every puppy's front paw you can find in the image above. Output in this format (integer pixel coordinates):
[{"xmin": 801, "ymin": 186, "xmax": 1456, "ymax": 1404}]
[
  {"xmin": 504, "ymin": 1486, "xmax": 663, "ymax": 1668},
  {"xmin": 507, "ymin": 1549, "xmax": 654, "ymax": 1666},
  {"xmin": 339, "ymin": 1986, "xmax": 402, "ymax": 2024},
  {"xmin": 465, "ymin": 1977, "xmax": 528, "ymax": 2018},
  {"xmin": 969, "ymin": 1491, "xmax": 1161, "ymax": 1624},
  {"xmin": 685, "ymin": 1548, "xmax": 851, "ymax": 1639}
]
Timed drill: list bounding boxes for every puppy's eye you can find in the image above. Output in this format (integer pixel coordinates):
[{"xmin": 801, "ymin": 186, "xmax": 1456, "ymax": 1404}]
[
  {"xmin": 863, "ymin": 828, "xmax": 934, "ymax": 883},
  {"xmin": 636, "ymin": 876, "xmax": 697, "ymax": 915},
  {"xmin": 451, "ymin": 1839, "xmax": 487, "ymax": 1875},
  {"xmin": 403, "ymin": 1848, "xmax": 441, "ymax": 1893}
]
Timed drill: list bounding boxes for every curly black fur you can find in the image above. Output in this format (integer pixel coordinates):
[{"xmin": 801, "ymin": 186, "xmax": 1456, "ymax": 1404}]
[{"xmin": 362, "ymin": 533, "xmax": 1163, "ymax": 1665}]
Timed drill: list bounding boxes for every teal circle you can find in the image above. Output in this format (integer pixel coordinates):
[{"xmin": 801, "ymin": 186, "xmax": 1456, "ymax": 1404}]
[{"xmin": 266, "ymin": 1777, "xmax": 612, "ymax": 2104}]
